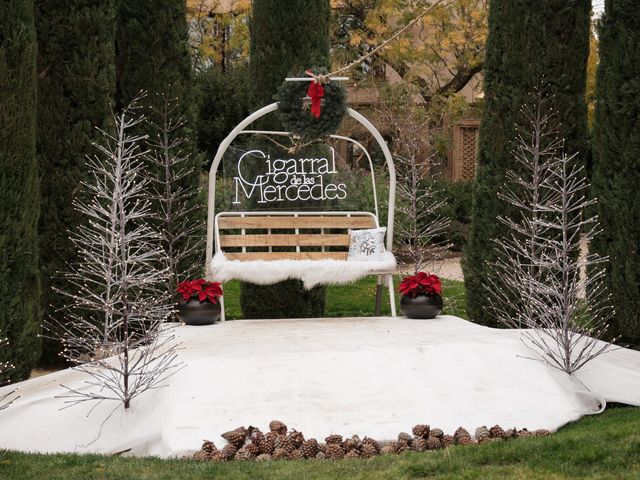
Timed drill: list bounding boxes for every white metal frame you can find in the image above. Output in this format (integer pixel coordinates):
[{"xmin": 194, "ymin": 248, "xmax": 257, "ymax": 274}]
[{"xmin": 206, "ymin": 103, "xmax": 397, "ymax": 319}]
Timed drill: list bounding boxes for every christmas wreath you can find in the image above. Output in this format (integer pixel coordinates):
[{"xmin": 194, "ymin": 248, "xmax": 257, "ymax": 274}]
[{"xmin": 276, "ymin": 68, "xmax": 347, "ymax": 139}]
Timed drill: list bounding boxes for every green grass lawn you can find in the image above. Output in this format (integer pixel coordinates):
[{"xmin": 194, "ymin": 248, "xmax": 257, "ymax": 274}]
[
  {"xmin": 1, "ymin": 407, "xmax": 639, "ymax": 479},
  {"xmin": 222, "ymin": 276, "xmax": 468, "ymax": 320}
]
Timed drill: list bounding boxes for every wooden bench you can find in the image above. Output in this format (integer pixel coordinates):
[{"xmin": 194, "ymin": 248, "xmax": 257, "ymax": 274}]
[{"xmin": 210, "ymin": 211, "xmax": 397, "ymax": 320}]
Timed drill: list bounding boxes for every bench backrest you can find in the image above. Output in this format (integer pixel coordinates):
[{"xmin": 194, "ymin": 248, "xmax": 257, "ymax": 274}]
[{"xmin": 215, "ymin": 211, "xmax": 378, "ymax": 261}]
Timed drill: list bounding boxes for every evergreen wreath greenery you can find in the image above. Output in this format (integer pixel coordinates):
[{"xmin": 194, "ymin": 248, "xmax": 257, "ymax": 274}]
[{"xmin": 276, "ymin": 68, "xmax": 347, "ymax": 139}]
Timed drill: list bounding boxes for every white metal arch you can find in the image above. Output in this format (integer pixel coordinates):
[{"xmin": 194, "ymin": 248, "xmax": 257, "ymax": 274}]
[{"xmin": 206, "ymin": 102, "xmax": 397, "ymax": 267}]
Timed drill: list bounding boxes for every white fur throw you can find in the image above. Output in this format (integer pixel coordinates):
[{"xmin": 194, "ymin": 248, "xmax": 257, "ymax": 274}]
[{"xmin": 210, "ymin": 251, "xmax": 397, "ymax": 289}]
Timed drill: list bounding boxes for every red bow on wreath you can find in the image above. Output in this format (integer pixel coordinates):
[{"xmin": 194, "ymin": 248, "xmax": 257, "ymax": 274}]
[
  {"xmin": 307, "ymin": 81, "xmax": 324, "ymax": 119},
  {"xmin": 305, "ymin": 70, "xmax": 327, "ymax": 119}
]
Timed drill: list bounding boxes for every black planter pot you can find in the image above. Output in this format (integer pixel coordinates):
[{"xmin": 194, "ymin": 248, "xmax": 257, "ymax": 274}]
[
  {"xmin": 400, "ymin": 294, "xmax": 443, "ymax": 319},
  {"xmin": 177, "ymin": 298, "xmax": 221, "ymax": 325}
]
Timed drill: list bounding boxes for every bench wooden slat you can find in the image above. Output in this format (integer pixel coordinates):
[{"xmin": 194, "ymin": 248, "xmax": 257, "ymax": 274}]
[
  {"xmin": 224, "ymin": 251, "xmax": 348, "ymax": 261},
  {"xmin": 218, "ymin": 215, "xmax": 376, "ymax": 230},
  {"xmin": 219, "ymin": 233, "xmax": 350, "ymax": 248}
]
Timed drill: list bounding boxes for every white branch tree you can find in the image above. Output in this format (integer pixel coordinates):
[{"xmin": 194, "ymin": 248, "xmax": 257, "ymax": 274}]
[
  {"xmin": 490, "ymin": 90, "xmax": 615, "ymax": 374},
  {"xmin": 48, "ymin": 95, "xmax": 182, "ymax": 410},
  {"xmin": 145, "ymin": 93, "xmax": 203, "ymax": 315},
  {"xmin": 0, "ymin": 334, "xmax": 19, "ymax": 410},
  {"xmin": 376, "ymin": 85, "xmax": 451, "ymax": 274}
]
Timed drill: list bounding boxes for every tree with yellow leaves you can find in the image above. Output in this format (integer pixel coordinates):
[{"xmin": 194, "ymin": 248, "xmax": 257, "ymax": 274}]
[
  {"xmin": 186, "ymin": 0, "xmax": 250, "ymax": 71},
  {"xmin": 332, "ymin": 0, "xmax": 487, "ymax": 102}
]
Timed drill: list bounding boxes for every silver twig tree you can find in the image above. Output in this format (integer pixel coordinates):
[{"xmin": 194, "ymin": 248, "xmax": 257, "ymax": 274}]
[
  {"xmin": 0, "ymin": 334, "xmax": 19, "ymax": 410},
  {"xmin": 490, "ymin": 90, "xmax": 614, "ymax": 374},
  {"xmin": 376, "ymin": 85, "xmax": 451, "ymax": 274},
  {"xmin": 145, "ymin": 93, "xmax": 203, "ymax": 313},
  {"xmin": 49, "ymin": 95, "xmax": 182, "ymax": 410}
]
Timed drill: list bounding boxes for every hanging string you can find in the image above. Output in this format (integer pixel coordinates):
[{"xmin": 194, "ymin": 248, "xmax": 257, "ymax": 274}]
[{"xmin": 326, "ymin": 0, "xmax": 453, "ymax": 79}]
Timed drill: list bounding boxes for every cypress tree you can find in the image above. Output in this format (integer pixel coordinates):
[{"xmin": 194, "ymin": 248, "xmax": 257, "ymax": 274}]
[
  {"xmin": 591, "ymin": 0, "xmax": 640, "ymax": 346},
  {"xmin": 0, "ymin": 0, "xmax": 41, "ymax": 381},
  {"xmin": 250, "ymin": 0, "xmax": 331, "ymax": 107},
  {"xmin": 115, "ymin": 0, "xmax": 201, "ymax": 282},
  {"xmin": 115, "ymin": 0, "xmax": 192, "ymax": 119},
  {"xmin": 462, "ymin": 0, "xmax": 591, "ymax": 327},
  {"xmin": 241, "ymin": 0, "xmax": 331, "ymax": 319},
  {"xmin": 36, "ymin": 0, "xmax": 116, "ymax": 365}
]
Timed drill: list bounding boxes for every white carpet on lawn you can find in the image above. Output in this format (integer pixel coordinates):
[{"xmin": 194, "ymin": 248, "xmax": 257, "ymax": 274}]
[{"xmin": 0, "ymin": 315, "xmax": 639, "ymax": 458}]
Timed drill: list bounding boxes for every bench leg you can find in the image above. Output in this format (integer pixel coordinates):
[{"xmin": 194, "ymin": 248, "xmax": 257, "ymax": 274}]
[
  {"xmin": 219, "ymin": 289, "xmax": 226, "ymax": 322},
  {"xmin": 387, "ymin": 274, "xmax": 397, "ymax": 317},
  {"xmin": 375, "ymin": 275, "xmax": 383, "ymax": 316}
]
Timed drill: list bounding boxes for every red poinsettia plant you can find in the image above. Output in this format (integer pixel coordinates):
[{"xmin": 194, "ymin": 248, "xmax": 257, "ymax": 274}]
[
  {"xmin": 399, "ymin": 272, "xmax": 442, "ymax": 298},
  {"xmin": 177, "ymin": 279, "xmax": 223, "ymax": 304}
]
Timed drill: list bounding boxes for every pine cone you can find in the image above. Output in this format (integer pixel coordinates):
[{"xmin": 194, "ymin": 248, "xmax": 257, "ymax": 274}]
[
  {"xmin": 289, "ymin": 449, "xmax": 304, "ymax": 460},
  {"xmin": 534, "ymin": 429, "xmax": 551, "ymax": 437},
  {"xmin": 361, "ymin": 436, "xmax": 380, "ymax": 453},
  {"xmin": 315, "ymin": 451, "xmax": 326, "ymax": 460},
  {"xmin": 275, "ymin": 434, "xmax": 294, "ymax": 453},
  {"xmin": 220, "ymin": 444, "xmax": 237, "ymax": 460},
  {"xmin": 457, "ymin": 436, "xmax": 475, "ymax": 446},
  {"xmin": 426, "ymin": 436, "xmax": 442, "ymax": 450},
  {"xmin": 489, "ymin": 425, "xmax": 505, "ymax": 439},
  {"xmin": 288, "ymin": 430, "xmax": 305, "ymax": 449},
  {"xmin": 221, "ymin": 428, "xmax": 247, "ymax": 449},
  {"xmin": 250, "ymin": 428, "xmax": 264, "ymax": 445},
  {"xmin": 259, "ymin": 433, "xmax": 276, "ymax": 454},
  {"xmin": 192, "ymin": 450, "xmax": 210, "ymax": 461},
  {"xmin": 453, "ymin": 427, "xmax": 471, "ymax": 445},
  {"xmin": 342, "ymin": 437, "xmax": 358, "ymax": 452},
  {"xmin": 442, "ymin": 435, "xmax": 454, "ymax": 447},
  {"xmin": 325, "ymin": 434, "xmax": 343, "ymax": 445},
  {"xmin": 412, "ymin": 424, "xmax": 430, "ymax": 439},
  {"xmin": 269, "ymin": 420, "xmax": 288, "ymax": 435},
  {"xmin": 397, "ymin": 432, "xmax": 413, "ymax": 444},
  {"xmin": 360, "ymin": 443, "xmax": 378, "ymax": 458},
  {"xmin": 234, "ymin": 449, "xmax": 254, "ymax": 461},
  {"xmin": 256, "ymin": 453, "xmax": 271, "ymax": 462},
  {"xmin": 325, "ymin": 443, "xmax": 345, "ymax": 459},
  {"xmin": 411, "ymin": 436, "xmax": 428, "ymax": 452},
  {"xmin": 518, "ymin": 428, "xmax": 533, "ymax": 438},
  {"xmin": 504, "ymin": 428, "xmax": 519, "ymax": 439},
  {"xmin": 244, "ymin": 443, "xmax": 260, "ymax": 457},
  {"xmin": 430, "ymin": 428, "xmax": 444, "ymax": 439},
  {"xmin": 317, "ymin": 443, "xmax": 326, "ymax": 454},
  {"xmin": 396, "ymin": 439, "xmax": 410, "ymax": 452},
  {"xmin": 201, "ymin": 440, "xmax": 217, "ymax": 454},
  {"xmin": 475, "ymin": 426, "xmax": 490, "ymax": 443},
  {"xmin": 380, "ymin": 443, "xmax": 398, "ymax": 455},
  {"xmin": 210, "ymin": 452, "xmax": 226, "ymax": 463},
  {"xmin": 301, "ymin": 438, "xmax": 319, "ymax": 458},
  {"xmin": 345, "ymin": 449, "xmax": 360, "ymax": 459},
  {"xmin": 272, "ymin": 448, "xmax": 288, "ymax": 460}
]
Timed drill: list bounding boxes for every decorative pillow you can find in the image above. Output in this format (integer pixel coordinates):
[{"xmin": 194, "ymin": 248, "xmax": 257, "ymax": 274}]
[{"xmin": 347, "ymin": 227, "xmax": 386, "ymax": 262}]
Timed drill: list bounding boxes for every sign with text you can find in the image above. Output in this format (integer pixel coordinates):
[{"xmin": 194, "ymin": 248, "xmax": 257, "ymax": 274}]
[{"xmin": 232, "ymin": 147, "xmax": 348, "ymax": 206}]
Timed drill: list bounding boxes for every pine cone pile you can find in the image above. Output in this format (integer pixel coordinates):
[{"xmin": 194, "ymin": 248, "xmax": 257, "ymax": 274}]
[{"xmin": 189, "ymin": 420, "xmax": 553, "ymax": 463}]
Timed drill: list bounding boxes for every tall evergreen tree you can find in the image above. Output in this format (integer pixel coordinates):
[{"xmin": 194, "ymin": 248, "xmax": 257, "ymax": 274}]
[
  {"xmin": 115, "ymin": 0, "xmax": 201, "ymax": 283},
  {"xmin": 115, "ymin": 0, "xmax": 192, "ymax": 119},
  {"xmin": 241, "ymin": 0, "xmax": 331, "ymax": 319},
  {"xmin": 462, "ymin": 0, "xmax": 591, "ymax": 327},
  {"xmin": 0, "ymin": 0, "xmax": 41, "ymax": 381},
  {"xmin": 36, "ymin": 0, "xmax": 116, "ymax": 365},
  {"xmin": 250, "ymin": 0, "xmax": 330, "ymax": 107},
  {"xmin": 591, "ymin": 0, "xmax": 640, "ymax": 346}
]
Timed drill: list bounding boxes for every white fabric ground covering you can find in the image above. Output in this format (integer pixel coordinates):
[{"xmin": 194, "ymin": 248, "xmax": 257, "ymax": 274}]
[
  {"xmin": 0, "ymin": 316, "xmax": 639, "ymax": 458},
  {"xmin": 210, "ymin": 251, "xmax": 397, "ymax": 288}
]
